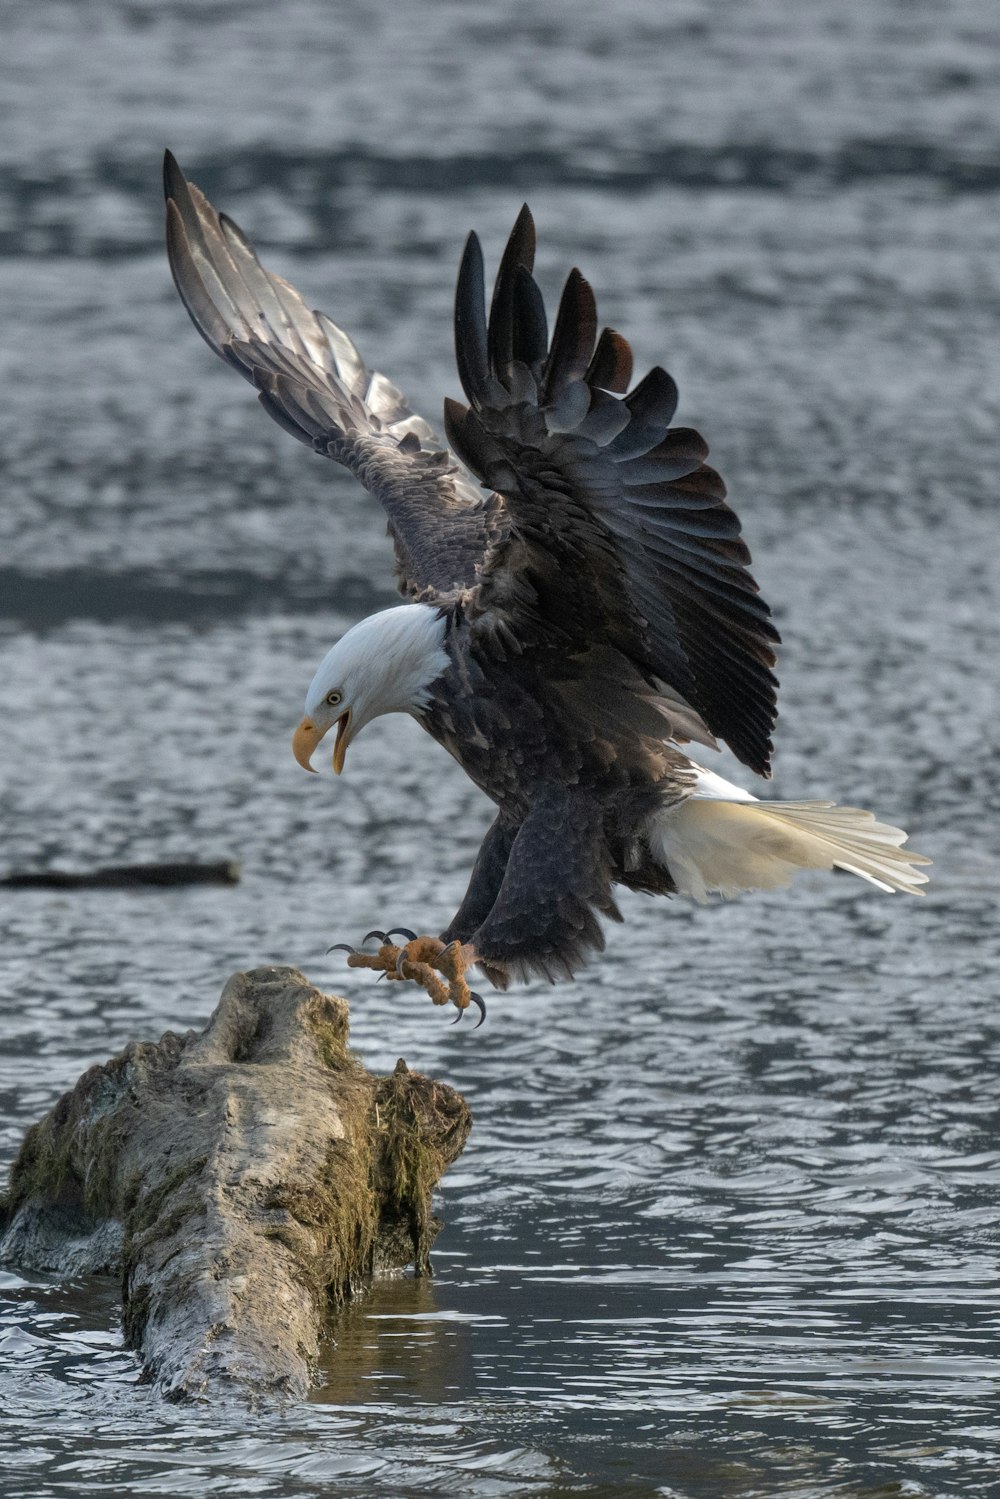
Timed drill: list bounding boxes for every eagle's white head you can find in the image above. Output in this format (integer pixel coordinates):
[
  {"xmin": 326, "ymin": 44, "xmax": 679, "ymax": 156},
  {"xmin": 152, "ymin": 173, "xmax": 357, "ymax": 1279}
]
[{"xmin": 292, "ymin": 604, "xmax": 449, "ymax": 775}]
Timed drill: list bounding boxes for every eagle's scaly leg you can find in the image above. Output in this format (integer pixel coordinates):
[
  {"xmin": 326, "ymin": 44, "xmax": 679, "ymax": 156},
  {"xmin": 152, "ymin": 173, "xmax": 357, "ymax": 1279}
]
[
  {"xmin": 433, "ymin": 940, "xmax": 482, "ymax": 1021},
  {"xmin": 343, "ymin": 936, "xmax": 485, "ymax": 1022}
]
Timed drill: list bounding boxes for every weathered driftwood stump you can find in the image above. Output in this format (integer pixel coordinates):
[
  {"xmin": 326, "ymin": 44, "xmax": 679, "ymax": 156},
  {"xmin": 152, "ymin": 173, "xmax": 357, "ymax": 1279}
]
[{"xmin": 0, "ymin": 967, "xmax": 471, "ymax": 1400}]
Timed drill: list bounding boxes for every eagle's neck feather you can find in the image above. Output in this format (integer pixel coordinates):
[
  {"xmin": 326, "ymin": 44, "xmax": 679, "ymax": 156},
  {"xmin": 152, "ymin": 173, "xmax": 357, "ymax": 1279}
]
[{"xmin": 376, "ymin": 603, "xmax": 450, "ymax": 713}]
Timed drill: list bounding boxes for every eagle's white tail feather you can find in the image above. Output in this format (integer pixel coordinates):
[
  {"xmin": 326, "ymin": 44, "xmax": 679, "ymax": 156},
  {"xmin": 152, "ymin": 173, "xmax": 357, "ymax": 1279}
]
[{"xmin": 649, "ymin": 782, "xmax": 931, "ymax": 903}]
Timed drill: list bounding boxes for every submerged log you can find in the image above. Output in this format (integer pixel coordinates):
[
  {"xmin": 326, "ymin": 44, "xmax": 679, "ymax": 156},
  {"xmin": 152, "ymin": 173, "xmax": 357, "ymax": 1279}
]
[
  {"xmin": 0, "ymin": 859, "xmax": 241, "ymax": 888},
  {"xmin": 0, "ymin": 967, "xmax": 471, "ymax": 1400}
]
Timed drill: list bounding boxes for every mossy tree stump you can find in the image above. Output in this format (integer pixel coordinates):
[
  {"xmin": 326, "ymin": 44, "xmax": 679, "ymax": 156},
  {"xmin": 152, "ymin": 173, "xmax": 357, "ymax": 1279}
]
[{"xmin": 0, "ymin": 967, "xmax": 471, "ymax": 1400}]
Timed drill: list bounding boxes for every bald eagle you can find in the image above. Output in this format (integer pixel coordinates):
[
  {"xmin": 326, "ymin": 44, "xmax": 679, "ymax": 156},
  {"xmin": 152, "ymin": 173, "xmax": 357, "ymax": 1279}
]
[{"xmin": 164, "ymin": 152, "xmax": 929, "ymax": 1024}]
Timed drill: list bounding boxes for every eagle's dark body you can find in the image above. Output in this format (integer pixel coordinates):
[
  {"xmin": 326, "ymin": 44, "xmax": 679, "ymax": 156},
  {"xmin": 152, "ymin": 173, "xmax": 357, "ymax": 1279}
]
[{"xmin": 423, "ymin": 619, "xmax": 691, "ymax": 982}]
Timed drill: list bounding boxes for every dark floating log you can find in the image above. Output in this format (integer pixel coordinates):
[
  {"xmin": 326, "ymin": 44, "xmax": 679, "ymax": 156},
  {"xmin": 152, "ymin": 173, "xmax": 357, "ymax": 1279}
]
[
  {"xmin": 0, "ymin": 859, "xmax": 241, "ymax": 889},
  {"xmin": 0, "ymin": 967, "xmax": 472, "ymax": 1400}
]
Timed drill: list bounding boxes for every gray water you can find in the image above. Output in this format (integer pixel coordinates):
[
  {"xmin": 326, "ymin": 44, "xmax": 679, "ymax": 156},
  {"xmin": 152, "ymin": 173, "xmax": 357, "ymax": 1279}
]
[{"xmin": 2, "ymin": 1, "xmax": 999, "ymax": 1494}]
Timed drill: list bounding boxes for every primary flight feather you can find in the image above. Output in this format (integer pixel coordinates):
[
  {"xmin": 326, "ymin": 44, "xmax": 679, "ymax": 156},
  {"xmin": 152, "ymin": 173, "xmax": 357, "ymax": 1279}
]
[{"xmin": 164, "ymin": 152, "xmax": 929, "ymax": 1022}]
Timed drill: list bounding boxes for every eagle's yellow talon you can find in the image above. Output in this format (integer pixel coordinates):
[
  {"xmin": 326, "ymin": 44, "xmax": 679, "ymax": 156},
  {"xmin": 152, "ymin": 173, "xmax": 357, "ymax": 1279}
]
[{"xmin": 336, "ymin": 933, "xmax": 480, "ymax": 1019}]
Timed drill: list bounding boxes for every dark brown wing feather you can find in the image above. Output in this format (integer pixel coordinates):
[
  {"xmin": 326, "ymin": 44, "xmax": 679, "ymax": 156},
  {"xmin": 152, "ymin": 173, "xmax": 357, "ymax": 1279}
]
[
  {"xmin": 445, "ymin": 213, "xmax": 779, "ymax": 776},
  {"xmin": 163, "ymin": 151, "xmax": 499, "ymax": 600}
]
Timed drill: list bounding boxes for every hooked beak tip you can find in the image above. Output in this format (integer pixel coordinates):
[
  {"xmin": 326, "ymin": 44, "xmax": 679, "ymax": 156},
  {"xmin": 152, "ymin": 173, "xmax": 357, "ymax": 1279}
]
[{"xmin": 292, "ymin": 718, "xmax": 322, "ymax": 773}]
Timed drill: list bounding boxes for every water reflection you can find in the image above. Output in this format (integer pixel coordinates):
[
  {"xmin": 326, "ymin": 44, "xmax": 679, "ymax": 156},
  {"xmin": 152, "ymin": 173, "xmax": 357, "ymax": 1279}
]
[{"xmin": 314, "ymin": 1274, "xmax": 480, "ymax": 1406}]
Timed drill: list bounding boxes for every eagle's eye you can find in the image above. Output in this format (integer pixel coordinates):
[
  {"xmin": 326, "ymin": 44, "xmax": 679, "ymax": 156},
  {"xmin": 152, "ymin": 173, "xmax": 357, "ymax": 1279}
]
[{"xmin": 326, "ymin": 690, "xmax": 343, "ymax": 708}]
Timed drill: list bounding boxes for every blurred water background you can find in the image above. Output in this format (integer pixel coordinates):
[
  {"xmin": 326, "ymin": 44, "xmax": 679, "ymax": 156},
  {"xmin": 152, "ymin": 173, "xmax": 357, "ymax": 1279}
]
[{"xmin": 1, "ymin": 0, "xmax": 999, "ymax": 1494}]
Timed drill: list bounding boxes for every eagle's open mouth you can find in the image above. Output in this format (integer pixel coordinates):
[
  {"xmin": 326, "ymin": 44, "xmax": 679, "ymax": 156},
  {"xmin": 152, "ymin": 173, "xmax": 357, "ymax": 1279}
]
[
  {"xmin": 292, "ymin": 710, "xmax": 353, "ymax": 774},
  {"xmin": 332, "ymin": 709, "xmax": 352, "ymax": 775}
]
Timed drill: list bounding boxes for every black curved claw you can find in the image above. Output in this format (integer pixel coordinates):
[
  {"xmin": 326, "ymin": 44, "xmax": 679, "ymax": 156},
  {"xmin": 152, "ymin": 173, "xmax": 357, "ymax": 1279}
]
[
  {"xmin": 385, "ymin": 927, "xmax": 418, "ymax": 943},
  {"xmin": 362, "ymin": 929, "xmax": 389, "ymax": 946},
  {"xmin": 327, "ymin": 942, "xmax": 358, "ymax": 956},
  {"xmin": 452, "ymin": 992, "xmax": 487, "ymax": 1027}
]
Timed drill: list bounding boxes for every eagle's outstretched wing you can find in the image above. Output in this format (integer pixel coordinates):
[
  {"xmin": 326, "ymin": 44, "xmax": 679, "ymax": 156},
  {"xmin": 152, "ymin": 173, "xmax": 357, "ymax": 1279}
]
[
  {"xmin": 163, "ymin": 152, "xmax": 500, "ymax": 601},
  {"xmin": 166, "ymin": 157, "xmax": 778, "ymax": 774},
  {"xmin": 446, "ymin": 212, "xmax": 780, "ymax": 776}
]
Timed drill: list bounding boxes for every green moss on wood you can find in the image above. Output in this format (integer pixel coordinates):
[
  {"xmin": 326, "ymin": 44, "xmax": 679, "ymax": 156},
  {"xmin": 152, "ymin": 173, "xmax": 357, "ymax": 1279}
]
[
  {"xmin": 128, "ymin": 1157, "xmax": 208, "ymax": 1241},
  {"xmin": 1, "ymin": 1055, "xmax": 132, "ymax": 1226},
  {"xmin": 370, "ymin": 1060, "xmax": 472, "ymax": 1275},
  {"xmin": 304, "ymin": 993, "xmax": 351, "ymax": 1071}
]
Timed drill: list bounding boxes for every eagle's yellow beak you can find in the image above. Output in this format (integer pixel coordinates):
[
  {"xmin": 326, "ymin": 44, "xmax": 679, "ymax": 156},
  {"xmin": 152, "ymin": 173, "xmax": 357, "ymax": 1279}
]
[
  {"xmin": 292, "ymin": 718, "xmax": 322, "ymax": 773},
  {"xmin": 292, "ymin": 712, "xmax": 352, "ymax": 775}
]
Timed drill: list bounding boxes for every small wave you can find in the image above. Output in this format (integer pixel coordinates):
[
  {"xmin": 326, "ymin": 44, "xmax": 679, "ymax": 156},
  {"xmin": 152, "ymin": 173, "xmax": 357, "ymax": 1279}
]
[{"xmin": 1, "ymin": 139, "xmax": 998, "ymax": 258}]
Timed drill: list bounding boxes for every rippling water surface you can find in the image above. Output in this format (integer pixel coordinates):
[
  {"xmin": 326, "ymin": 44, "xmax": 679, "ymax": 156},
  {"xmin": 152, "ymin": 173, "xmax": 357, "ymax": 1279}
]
[{"xmin": 2, "ymin": 1, "xmax": 999, "ymax": 1494}]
